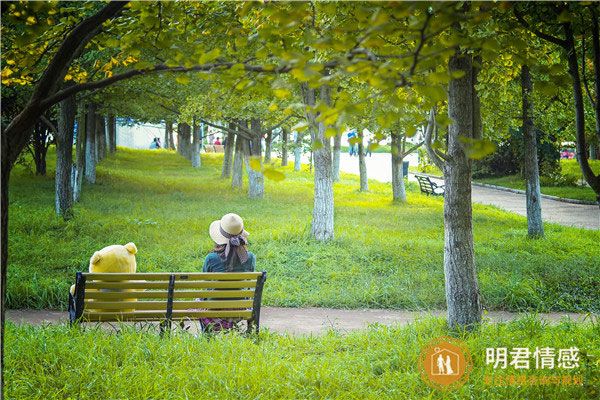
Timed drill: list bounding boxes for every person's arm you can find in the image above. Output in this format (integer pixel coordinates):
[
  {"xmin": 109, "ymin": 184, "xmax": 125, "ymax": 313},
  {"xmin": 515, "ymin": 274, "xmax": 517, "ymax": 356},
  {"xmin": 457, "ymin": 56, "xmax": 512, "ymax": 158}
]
[
  {"xmin": 202, "ymin": 255, "xmax": 211, "ymax": 272},
  {"xmin": 248, "ymin": 253, "xmax": 256, "ymax": 272}
]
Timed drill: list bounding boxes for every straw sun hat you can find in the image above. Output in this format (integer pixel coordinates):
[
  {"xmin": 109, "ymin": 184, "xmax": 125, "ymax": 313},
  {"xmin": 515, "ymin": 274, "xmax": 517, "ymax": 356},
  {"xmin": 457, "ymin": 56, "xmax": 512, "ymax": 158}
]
[{"xmin": 209, "ymin": 213, "xmax": 249, "ymax": 245}]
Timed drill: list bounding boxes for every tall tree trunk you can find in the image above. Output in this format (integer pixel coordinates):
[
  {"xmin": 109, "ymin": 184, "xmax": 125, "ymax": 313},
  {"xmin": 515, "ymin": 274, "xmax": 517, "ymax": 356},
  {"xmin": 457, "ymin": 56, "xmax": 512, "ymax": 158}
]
[
  {"xmin": 222, "ymin": 122, "xmax": 235, "ymax": 178},
  {"xmin": 232, "ymin": 134, "xmax": 244, "ymax": 189},
  {"xmin": 302, "ymin": 82, "xmax": 334, "ymax": 241},
  {"xmin": 191, "ymin": 119, "xmax": 201, "ymax": 168},
  {"xmin": 294, "ymin": 131, "xmax": 302, "ymax": 171},
  {"xmin": 73, "ymin": 104, "xmax": 86, "ymax": 202},
  {"xmin": 107, "ymin": 114, "xmax": 116, "ymax": 153},
  {"xmin": 358, "ymin": 130, "xmax": 368, "ymax": 191},
  {"xmin": 391, "ymin": 133, "xmax": 407, "ymax": 202},
  {"xmin": 164, "ymin": 120, "xmax": 172, "ymax": 149},
  {"xmin": 168, "ymin": 121, "xmax": 175, "ymax": 150},
  {"xmin": 264, "ymin": 129, "xmax": 272, "ymax": 164},
  {"xmin": 281, "ymin": 127, "xmax": 289, "ymax": 166},
  {"xmin": 177, "ymin": 123, "xmax": 185, "ymax": 157},
  {"xmin": 332, "ymin": 133, "xmax": 341, "ymax": 181},
  {"xmin": 591, "ymin": 8, "xmax": 600, "ymax": 146},
  {"xmin": 96, "ymin": 115, "xmax": 106, "ymax": 162},
  {"xmin": 55, "ymin": 94, "xmax": 76, "ymax": 219},
  {"xmin": 84, "ymin": 104, "xmax": 96, "ymax": 184},
  {"xmin": 31, "ymin": 123, "xmax": 49, "ymax": 176},
  {"xmin": 563, "ymin": 22, "xmax": 600, "ymax": 201},
  {"xmin": 443, "ymin": 51, "xmax": 482, "ymax": 329},
  {"xmin": 248, "ymin": 118, "xmax": 265, "ymax": 198},
  {"xmin": 0, "ymin": 130, "xmax": 10, "ymax": 392},
  {"xmin": 521, "ymin": 65, "xmax": 544, "ymax": 237}
]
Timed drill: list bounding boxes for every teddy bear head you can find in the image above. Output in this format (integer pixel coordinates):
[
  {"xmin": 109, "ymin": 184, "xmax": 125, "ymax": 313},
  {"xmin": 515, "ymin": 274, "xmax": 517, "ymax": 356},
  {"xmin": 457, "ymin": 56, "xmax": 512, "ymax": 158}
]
[{"xmin": 89, "ymin": 242, "xmax": 138, "ymax": 274}]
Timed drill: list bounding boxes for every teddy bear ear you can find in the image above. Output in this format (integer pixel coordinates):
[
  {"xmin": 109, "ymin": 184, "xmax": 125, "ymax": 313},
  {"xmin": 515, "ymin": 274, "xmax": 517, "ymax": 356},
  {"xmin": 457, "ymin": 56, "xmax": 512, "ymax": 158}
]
[
  {"xmin": 124, "ymin": 242, "xmax": 137, "ymax": 255},
  {"xmin": 90, "ymin": 251, "xmax": 102, "ymax": 265}
]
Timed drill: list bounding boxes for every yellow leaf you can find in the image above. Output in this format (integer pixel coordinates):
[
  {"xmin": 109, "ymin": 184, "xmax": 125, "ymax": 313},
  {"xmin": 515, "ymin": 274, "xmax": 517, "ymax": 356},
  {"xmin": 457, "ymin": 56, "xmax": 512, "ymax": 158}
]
[{"xmin": 273, "ymin": 88, "xmax": 291, "ymax": 99}]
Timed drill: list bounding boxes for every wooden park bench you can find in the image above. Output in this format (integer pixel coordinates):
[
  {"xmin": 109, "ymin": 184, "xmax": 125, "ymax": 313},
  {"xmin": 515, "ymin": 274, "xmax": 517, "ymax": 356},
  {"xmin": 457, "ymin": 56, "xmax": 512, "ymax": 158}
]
[
  {"xmin": 68, "ymin": 271, "xmax": 267, "ymax": 334},
  {"xmin": 415, "ymin": 175, "xmax": 445, "ymax": 196}
]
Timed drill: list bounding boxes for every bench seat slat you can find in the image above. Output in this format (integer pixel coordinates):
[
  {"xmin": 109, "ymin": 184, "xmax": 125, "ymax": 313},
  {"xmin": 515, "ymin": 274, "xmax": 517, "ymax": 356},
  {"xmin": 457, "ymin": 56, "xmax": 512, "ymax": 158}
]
[
  {"xmin": 86, "ymin": 280, "xmax": 257, "ymax": 290},
  {"xmin": 82, "ymin": 310, "xmax": 252, "ymax": 321},
  {"xmin": 84, "ymin": 300, "xmax": 254, "ymax": 310},
  {"xmin": 84, "ymin": 272, "xmax": 262, "ymax": 281},
  {"xmin": 84, "ymin": 290, "xmax": 255, "ymax": 300}
]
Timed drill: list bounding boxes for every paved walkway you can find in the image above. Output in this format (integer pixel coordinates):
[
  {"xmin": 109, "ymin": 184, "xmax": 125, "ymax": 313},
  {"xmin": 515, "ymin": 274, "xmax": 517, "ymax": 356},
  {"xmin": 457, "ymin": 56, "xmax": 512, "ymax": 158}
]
[
  {"xmin": 7, "ymin": 308, "xmax": 590, "ymax": 335},
  {"xmin": 339, "ymin": 153, "xmax": 600, "ymax": 230}
]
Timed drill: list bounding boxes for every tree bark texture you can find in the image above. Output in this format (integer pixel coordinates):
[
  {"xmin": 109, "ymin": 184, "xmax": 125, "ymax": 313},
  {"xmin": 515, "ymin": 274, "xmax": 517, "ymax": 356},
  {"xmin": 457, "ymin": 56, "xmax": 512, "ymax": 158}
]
[
  {"xmin": 164, "ymin": 120, "xmax": 172, "ymax": 149},
  {"xmin": 191, "ymin": 121, "xmax": 201, "ymax": 168},
  {"xmin": 264, "ymin": 129, "xmax": 272, "ymax": 164},
  {"xmin": 294, "ymin": 131, "xmax": 302, "ymax": 171},
  {"xmin": 84, "ymin": 103, "xmax": 96, "ymax": 184},
  {"xmin": 248, "ymin": 118, "xmax": 265, "ymax": 198},
  {"xmin": 563, "ymin": 22, "xmax": 600, "ymax": 201},
  {"xmin": 31, "ymin": 122, "xmax": 50, "ymax": 176},
  {"xmin": 55, "ymin": 94, "xmax": 76, "ymax": 219},
  {"xmin": 521, "ymin": 65, "xmax": 544, "ymax": 237},
  {"xmin": 281, "ymin": 127, "xmax": 289, "ymax": 166},
  {"xmin": 96, "ymin": 115, "xmax": 106, "ymax": 162},
  {"xmin": 391, "ymin": 133, "xmax": 407, "ymax": 202},
  {"xmin": 108, "ymin": 114, "xmax": 116, "ymax": 153},
  {"xmin": 221, "ymin": 122, "xmax": 235, "ymax": 178},
  {"xmin": 302, "ymin": 82, "xmax": 334, "ymax": 241},
  {"xmin": 332, "ymin": 133, "xmax": 341, "ymax": 181},
  {"xmin": 73, "ymin": 104, "xmax": 86, "ymax": 202},
  {"xmin": 358, "ymin": 130, "xmax": 368, "ymax": 191},
  {"xmin": 231, "ymin": 134, "xmax": 244, "ymax": 189},
  {"xmin": 443, "ymin": 51, "xmax": 482, "ymax": 329}
]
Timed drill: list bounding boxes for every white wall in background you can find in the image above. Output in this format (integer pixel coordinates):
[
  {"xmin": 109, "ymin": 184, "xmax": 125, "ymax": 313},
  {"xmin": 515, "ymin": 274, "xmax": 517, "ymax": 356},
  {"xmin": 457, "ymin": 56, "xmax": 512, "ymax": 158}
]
[{"xmin": 117, "ymin": 121, "xmax": 166, "ymax": 149}]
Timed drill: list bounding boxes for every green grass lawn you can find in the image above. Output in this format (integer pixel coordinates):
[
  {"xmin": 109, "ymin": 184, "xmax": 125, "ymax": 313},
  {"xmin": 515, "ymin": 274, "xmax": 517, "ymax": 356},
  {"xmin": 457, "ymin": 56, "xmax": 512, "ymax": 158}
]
[
  {"xmin": 7, "ymin": 148, "xmax": 600, "ymax": 312},
  {"xmin": 5, "ymin": 317, "xmax": 599, "ymax": 399}
]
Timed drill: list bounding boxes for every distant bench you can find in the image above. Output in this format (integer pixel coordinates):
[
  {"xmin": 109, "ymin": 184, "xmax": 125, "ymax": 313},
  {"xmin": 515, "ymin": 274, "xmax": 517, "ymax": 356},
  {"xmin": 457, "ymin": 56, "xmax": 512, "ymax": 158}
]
[
  {"xmin": 204, "ymin": 145, "xmax": 225, "ymax": 153},
  {"xmin": 415, "ymin": 175, "xmax": 445, "ymax": 196},
  {"xmin": 68, "ymin": 271, "xmax": 267, "ymax": 334}
]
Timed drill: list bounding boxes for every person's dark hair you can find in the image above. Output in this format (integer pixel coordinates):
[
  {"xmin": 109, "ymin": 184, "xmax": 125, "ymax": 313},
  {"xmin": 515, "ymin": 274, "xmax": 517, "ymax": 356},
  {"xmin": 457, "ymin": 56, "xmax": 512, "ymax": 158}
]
[{"xmin": 212, "ymin": 243, "xmax": 247, "ymax": 271}]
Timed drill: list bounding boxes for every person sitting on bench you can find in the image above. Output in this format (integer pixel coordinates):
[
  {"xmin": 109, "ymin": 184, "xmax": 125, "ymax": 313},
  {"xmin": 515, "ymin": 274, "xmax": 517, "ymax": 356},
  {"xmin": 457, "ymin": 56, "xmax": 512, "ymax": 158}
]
[{"xmin": 200, "ymin": 213, "xmax": 255, "ymax": 331}]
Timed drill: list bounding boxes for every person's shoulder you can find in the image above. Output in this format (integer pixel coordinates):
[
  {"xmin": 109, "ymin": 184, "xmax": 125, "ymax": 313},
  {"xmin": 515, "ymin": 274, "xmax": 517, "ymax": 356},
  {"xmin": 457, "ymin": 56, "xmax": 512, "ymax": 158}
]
[
  {"xmin": 205, "ymin": 252, "xmax": 220, "ymax": 262},
  {"xmin": 247, "ymin": 251, "xmax": 256, "ymax": 261}
]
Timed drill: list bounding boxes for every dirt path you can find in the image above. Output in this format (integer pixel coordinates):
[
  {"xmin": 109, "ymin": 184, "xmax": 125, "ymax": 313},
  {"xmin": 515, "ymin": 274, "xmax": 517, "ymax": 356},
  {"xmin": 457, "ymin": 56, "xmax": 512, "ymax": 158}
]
[
  {"xmin": 338, "ymin": 153, "xmax": 599, "ymax": 230},
  {"xmin": 7, "ymin": 308, "xmax": 590, "ymax": 335}
]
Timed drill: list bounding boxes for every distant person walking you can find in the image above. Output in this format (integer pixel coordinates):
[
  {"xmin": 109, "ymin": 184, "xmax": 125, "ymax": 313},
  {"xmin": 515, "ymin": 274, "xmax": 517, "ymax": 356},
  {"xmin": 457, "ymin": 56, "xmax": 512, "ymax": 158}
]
[
  {"xmin": 347, "ymin": 130, "xmax": 357, "ymax": 156},
  {"xmin": 214, "ymin": 137, "xmax": 222, "ymax": 145}
]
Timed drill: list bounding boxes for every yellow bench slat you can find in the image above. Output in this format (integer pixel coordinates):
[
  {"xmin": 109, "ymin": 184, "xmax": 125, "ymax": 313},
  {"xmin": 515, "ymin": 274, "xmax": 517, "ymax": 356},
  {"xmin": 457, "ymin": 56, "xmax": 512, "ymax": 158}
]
[
  {"xmin": 84, "ymin": 290, "xmax": 255, "ymax": 300},
  {"xmin": 84, "ymin": 300, "xmax": 253, "ymax": 310},
  {"xmin": 82, "ymin": 310, "xmax": 252, "ymax": 322},
  {"xmin": 85, "ymin": 280, "xmax": 257, "ymax": 290},
  {"xmin": 84, "ymin": 272, "xmax": 262, "ymax": 281}
]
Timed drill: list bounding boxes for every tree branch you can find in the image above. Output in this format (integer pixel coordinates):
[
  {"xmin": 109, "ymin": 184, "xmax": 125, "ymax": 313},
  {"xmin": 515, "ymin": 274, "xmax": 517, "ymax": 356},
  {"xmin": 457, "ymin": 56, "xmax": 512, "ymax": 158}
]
[
  {"xmin": 513, "ymin": 8, "xmax": 567, "ymax": 48},
  {"xmin": 423, "ymin": 107, "xmax": 449, "ymax": 169},
  {"xmin": 40, "ymin": 115, "xmax": 57, "ymax": 134},
  {"xmin": 200, "ymin": 119, "xmax": 252, "ymax": 140}
]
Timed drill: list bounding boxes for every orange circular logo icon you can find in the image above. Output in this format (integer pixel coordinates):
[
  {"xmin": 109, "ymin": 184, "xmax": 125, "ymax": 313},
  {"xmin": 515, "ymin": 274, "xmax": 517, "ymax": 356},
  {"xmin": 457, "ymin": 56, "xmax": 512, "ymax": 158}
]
[{"xmin": 419, "ymin": 336, "xmax": 473, "ymax": 390}]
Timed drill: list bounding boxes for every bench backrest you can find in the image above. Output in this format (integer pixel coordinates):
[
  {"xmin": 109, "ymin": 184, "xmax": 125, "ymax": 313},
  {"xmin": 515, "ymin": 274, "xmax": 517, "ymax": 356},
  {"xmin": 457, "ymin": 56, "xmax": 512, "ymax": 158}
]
[
  {"xmin": 69, "ymin": 271, "xmax": 267, "ymax": 329},
  {"xmin": 415, "ymin": 175, "xmax": 436, "ymax": 194}
]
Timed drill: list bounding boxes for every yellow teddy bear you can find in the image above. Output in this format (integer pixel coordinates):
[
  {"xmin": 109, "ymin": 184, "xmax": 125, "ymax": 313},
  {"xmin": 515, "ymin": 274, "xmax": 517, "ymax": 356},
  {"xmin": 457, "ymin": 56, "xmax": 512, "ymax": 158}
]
[
  {"xmin": 88, "ymin": 242, "xmax": 138, "ymax": 274},
  {"xmin": 70, "ymin": 243, "xmax": 138, "ymax": 314}
]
